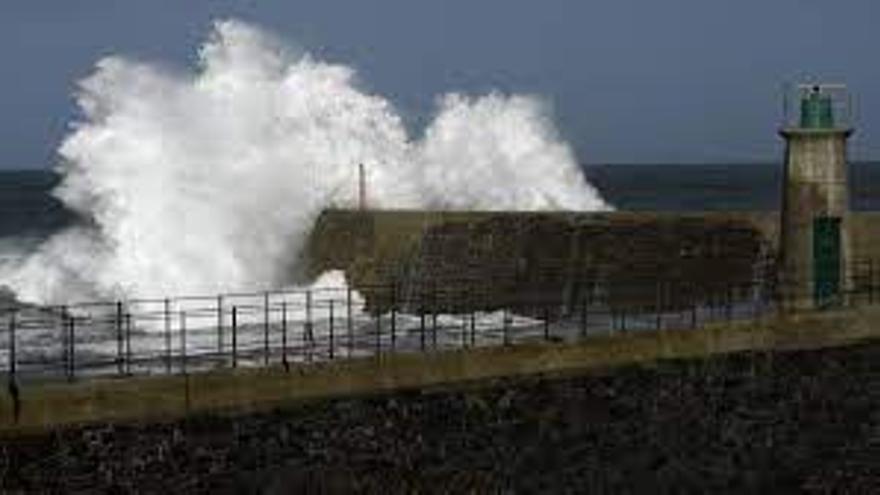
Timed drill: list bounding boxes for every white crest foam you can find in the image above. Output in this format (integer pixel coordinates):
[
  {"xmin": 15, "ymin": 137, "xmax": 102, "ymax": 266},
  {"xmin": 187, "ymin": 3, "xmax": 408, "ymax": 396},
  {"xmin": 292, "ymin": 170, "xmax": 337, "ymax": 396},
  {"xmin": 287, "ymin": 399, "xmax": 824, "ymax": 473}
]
[{"xmin": 5, "ymin": 19, "xmax": 610, "ymax": 304}]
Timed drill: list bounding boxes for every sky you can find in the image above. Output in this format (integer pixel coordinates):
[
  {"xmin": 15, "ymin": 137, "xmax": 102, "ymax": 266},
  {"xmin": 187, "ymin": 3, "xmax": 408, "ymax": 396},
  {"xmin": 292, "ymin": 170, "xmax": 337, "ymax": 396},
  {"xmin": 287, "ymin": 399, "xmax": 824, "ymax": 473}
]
[{"xmin": 1, "ymin": 0, "xmax": 879, "ymax": 169}]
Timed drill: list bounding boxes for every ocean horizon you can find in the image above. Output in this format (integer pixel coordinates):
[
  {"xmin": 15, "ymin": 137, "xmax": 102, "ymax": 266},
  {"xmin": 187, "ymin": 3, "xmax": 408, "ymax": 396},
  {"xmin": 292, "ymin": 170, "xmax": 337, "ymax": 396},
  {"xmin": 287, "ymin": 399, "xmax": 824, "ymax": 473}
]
[{"xmin": 3, "ymin": 162, "xmax": 880, "ymax": 245}]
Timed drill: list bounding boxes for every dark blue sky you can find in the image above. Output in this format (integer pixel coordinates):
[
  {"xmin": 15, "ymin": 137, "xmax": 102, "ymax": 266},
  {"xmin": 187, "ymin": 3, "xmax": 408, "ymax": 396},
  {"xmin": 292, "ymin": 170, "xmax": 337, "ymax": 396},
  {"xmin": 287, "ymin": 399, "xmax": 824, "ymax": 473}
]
[{"xmin": 2, "ymin": 0, "xmax": 879, "ymax": 169}]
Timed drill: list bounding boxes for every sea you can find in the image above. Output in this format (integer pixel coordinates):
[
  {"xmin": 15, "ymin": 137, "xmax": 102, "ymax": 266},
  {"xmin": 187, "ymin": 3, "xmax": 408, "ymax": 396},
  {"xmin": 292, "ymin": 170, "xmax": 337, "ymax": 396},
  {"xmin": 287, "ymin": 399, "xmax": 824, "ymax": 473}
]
[{"xmin": 2, "ymin": 162, "xmax": 880, "ymax": 251}]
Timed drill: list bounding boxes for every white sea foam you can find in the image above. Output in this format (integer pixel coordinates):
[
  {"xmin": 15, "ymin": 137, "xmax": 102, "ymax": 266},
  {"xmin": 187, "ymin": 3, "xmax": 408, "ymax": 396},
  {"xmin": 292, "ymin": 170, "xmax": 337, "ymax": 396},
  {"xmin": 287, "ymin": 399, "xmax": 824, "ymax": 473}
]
[{"xmin": 4, "ymin": 19, "xmax": 610, "ymax": 305}]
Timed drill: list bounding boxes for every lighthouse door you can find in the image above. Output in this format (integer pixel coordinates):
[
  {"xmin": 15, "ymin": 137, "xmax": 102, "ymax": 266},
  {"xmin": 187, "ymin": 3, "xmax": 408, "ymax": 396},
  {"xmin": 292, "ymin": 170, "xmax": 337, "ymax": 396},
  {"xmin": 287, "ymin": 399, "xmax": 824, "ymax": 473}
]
[{"xmin": 813, "ymin": 216, "xmax": 841, "ymax": 308}]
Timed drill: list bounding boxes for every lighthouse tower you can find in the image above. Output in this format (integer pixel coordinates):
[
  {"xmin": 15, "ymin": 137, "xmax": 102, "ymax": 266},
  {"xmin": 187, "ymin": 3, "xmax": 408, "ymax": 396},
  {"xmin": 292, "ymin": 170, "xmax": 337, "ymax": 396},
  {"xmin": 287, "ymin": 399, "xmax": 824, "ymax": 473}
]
[{"xmin": 779, "ymin": 84, "xmax": 854, "ymax": 309}]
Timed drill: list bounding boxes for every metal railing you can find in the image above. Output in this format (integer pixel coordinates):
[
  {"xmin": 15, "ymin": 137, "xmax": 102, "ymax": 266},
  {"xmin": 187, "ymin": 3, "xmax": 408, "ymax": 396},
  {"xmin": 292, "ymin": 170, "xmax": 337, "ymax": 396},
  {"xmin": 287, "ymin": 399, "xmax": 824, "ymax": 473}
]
[{"xmin": 2, "ymin": 262, "xmax": 880, "ymax": 387}]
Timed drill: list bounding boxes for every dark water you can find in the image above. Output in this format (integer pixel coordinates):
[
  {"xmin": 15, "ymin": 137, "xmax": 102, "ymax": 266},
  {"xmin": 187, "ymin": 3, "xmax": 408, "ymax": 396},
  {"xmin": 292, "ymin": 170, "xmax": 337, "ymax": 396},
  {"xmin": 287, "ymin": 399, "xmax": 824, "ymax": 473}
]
[
  {"xmin": 2, "ymin": 163, "xmax": 879, "ymax": 243},
  {"xmin": 584, "ymin": 162, "xmax": 880, "ymax": 212},
  {"xmin": 0, "ymin": 170, "xmax": 75, "ymax": 240}
]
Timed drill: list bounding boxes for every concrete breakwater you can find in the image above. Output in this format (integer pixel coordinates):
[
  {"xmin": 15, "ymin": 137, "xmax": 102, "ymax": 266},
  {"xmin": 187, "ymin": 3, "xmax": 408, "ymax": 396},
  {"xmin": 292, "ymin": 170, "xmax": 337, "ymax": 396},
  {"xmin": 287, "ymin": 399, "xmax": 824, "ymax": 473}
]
[{"xmin": 305, "ymin": 209, "xmax": 880, "ymax": 312}]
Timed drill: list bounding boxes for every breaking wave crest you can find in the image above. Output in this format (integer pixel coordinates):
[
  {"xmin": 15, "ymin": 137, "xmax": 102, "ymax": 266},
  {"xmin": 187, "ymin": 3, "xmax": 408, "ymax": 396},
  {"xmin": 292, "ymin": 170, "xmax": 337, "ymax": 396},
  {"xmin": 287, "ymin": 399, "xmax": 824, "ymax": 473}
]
[{"xmin": 4, "ymin": 19, "xmax": 609, "ymax": 305}]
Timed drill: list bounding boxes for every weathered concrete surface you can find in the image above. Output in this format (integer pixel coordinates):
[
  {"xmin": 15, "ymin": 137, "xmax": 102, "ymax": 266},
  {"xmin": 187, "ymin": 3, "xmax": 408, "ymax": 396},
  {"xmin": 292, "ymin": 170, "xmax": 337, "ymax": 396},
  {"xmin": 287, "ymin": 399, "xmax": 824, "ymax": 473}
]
[
  {"xmin": 3, "ymin": 304, "xmax": 880, "ymax": 435},
  {"xmin": 306, "ymin": 209, "xmax": 880, "ymax": 311},
  {"xmin": 307, "ymin": 210, "xmax": 780, "ymax": 312}
]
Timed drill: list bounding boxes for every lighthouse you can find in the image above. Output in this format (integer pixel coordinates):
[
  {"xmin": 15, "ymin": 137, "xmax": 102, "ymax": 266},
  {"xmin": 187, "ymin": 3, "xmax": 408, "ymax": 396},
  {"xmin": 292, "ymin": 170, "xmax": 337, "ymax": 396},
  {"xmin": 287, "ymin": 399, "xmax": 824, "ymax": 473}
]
[{"xmin": 779, "ymin": 83, "xmax": 854, "ymax": 309}]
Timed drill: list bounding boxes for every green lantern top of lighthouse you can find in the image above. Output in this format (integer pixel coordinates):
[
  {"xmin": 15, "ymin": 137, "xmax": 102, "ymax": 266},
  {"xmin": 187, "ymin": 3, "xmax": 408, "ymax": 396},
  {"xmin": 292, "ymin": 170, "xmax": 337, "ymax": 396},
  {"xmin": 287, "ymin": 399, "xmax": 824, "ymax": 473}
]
[
  {"xmin": 800, "ymin": 86, "xmax": 834, "ymax": 128},
  {"xmin": 782, "ymin": 83, "xmax": 853, "ymax": 133}
]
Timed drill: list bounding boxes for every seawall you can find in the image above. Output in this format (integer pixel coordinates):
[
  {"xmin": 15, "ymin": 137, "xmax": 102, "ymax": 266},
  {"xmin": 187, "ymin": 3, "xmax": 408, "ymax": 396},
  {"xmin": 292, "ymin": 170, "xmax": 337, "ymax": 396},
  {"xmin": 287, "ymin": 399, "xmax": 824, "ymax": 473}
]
[{"xmin": 305, "ymin": 209, "xmax": 880, "ymax": 311}]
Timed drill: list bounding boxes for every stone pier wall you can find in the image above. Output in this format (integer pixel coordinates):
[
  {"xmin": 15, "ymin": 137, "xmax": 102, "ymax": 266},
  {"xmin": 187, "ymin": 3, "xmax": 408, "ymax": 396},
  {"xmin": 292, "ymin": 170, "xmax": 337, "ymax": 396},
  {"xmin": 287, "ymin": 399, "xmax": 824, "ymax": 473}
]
[{"xmin": 305, "ymin": 210, "xmax": 880, "ymax": 313}]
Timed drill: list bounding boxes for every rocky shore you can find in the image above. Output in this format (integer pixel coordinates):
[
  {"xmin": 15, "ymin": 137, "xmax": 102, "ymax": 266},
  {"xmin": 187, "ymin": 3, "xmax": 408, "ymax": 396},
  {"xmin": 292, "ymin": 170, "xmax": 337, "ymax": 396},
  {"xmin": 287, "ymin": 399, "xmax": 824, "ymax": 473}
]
[{"xmin": 2, "ymin": 340, "xmax": 880, "ymax": 493}]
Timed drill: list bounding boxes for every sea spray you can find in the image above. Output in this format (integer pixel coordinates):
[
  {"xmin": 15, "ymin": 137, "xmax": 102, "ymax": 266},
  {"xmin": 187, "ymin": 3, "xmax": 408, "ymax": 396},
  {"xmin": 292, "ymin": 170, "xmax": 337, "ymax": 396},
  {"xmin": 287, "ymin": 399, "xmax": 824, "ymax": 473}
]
[{"xmin": 4, "ymin": 19, "xmax": 609, "ymax": 306}]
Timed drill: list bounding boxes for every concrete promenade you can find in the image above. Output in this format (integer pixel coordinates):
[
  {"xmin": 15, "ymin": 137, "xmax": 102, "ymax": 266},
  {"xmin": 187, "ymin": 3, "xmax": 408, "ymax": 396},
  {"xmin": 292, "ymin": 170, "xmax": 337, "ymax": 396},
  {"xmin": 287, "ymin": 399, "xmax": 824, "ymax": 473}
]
[{"xmin": 2, "ymin": 304, "xmax": 880, "ymax": 434}]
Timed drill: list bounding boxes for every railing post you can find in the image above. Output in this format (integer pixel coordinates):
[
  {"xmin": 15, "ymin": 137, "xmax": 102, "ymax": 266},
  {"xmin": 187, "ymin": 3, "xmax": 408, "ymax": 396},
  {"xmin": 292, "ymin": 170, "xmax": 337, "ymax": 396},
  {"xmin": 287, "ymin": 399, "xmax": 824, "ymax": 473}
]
[
  {"xmin": 116, "ymin": 301, "xmax": 123, "ymax": 375},
  {"xmin": 726, "ymin": 284, "xmax": 733, "ymax": 322},
  {"xmin": 375, "ymin": 307, "xmax": 381, "ymax": 358},
  {"xmin": 329, "ymin": 299, "xmax": 335, "ymax": 360},
  {"xmin": 753, "ymin": 281, "xmax": 760, "ymax": 322},
  {"xmin": 655, "ymin": 281, "xmax": 662, "ymax": 331},
  {"xmin": 7, "ymin": 310, "xmax": 19, "ymax": 422},
  {"xmin": 164, "ymin": 298, "xmax": 172, "ymax": 374},
  {"xmin": 8, "ymin": 311, "xmax": 16, "ymax": 385},
  {"xmin": 390, "ymin": 281, "xmax": 397, "ymax": 351},
  {"xmin": 543, "ymin": 306, "xmax": 550, "ymax": 341},
  {"xmin": 431, "ymin": 308, "xmax": 438, "ymax": 350},
  {"xmin": 470, "ymin": 309, "xmax": 476, "ymax": 347},
  {"xmin": 420, "ymin": 305, "xmax": 426, "ymax": 352},
  {"xmin": 346, "ymin": 287, "xmax": 353, "ymax": 359},
  {"xmin": 306, "ymin": 290, "xmax": 313, "ymax": 362},
  {"xmin": 432, "ymin": 283, "xmax": 438, "ymax": 349},
  {"xmin": 217, "ymin": 295, "xmax": 223, "ymax": 356},
  {"xmin": 869, "ymin": 259, "xmax": 880, "ymax": 304},
  {"xmin": 503, "ymin": 308, "xmax": 509, "ymax": 346},
  {"xmin": 179, "ymin": 311, "xmax": 187, "ymax": 375},
  {"xmin": 264, "ymin": 292, "xmax": 270, "ymax": 366},
  {"xmin": 68, "ymin": 314, "xmax": 75, "ymax": 382},
  {"xmin": 60, "ymin": 306, "xmax": 70, "ymax": 380},
  {"xmin": 281, "ymin": 301, "xmax": 288, "ymax": 368},
  {"xmin": 865, "ymin": 259, "xmax": 870, "ymax": 304},
  {"xmin": 707, "ymin": 288, "xmax": 714, "ymax": 320},
  {"xmin": 125, "ymin": 313, "xmax": 132, "ymax": 375},
  {"xmin": 580, "ymin": 292, "xmax": 588, "ymax": 339},
  {"xmin": 461, "ymin": 314, "xmax": 467, "ymax": 348},
  {"xmin": 607, "ymin": 306, "xmax": 614, "ymax": 336},
  {"xmin": 232, "ymin": 306, "xmax": 238, "ymax": 368}
]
